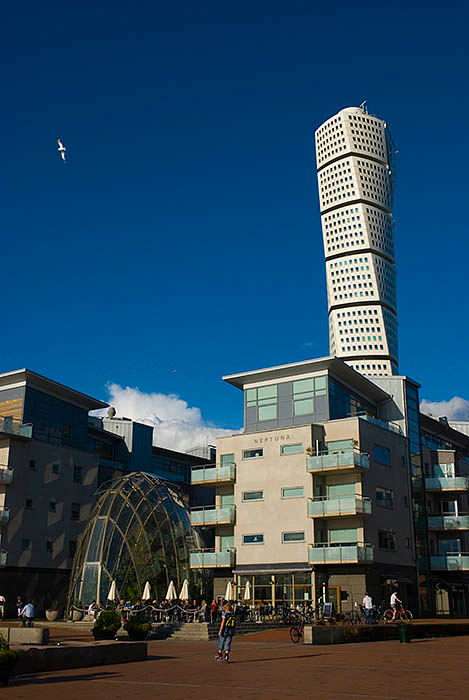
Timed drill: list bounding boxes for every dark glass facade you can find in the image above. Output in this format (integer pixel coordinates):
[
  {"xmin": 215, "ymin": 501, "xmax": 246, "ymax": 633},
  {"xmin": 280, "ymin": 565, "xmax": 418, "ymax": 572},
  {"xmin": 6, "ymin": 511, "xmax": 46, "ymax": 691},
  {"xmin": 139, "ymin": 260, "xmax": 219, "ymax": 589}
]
[
  {"xmin": 23, "ymin": 387, "xmax": 88, "ymax": 449},
  {"xmin": 328, "ymin": 377, "xmax": 376, "ymax": 420}
]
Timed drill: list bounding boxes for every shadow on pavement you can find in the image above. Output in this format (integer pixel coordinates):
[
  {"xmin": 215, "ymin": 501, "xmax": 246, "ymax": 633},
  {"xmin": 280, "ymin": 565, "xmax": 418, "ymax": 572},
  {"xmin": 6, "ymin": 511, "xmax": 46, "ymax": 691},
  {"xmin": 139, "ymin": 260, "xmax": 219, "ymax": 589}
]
[
  {"xmin": 10, "ymin": 670, "xmax": 119, "ymax": 686},
  {"xmin": 230, "ymin": 653, "xmax": 324, "ymax": 664}
]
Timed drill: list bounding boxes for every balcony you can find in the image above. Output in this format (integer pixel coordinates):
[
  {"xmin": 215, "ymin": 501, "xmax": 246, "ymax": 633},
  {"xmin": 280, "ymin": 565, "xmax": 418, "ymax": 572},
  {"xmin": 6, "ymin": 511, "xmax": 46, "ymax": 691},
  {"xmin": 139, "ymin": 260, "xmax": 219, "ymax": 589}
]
[
  {"xmin": 0, "ymin": 417, "xmax": 32, "ymax": 438},
  {"xmin": 0, "ymin": 550, "xmax": 6, "ymax": 566},
  {"xmin": 428, "ymin": 515, "xmax": 469, "ymax": 530},
  {"xmin": 430, "ymin": 554, "xmax": 469, "ymax": 571},
  {"xmin": 0, "ymin": 509, "xmax": 10, "ymax": 525},
  {"xmin": 358, "ymin": 413, "xmax": 402, "ymax": 435},
  {"xmin": 309, "ymin": 542, "xmax": 373, "ymax": 564},
  {"xmin": 191, "ymin": 463, "xmax": 235, "ymax": 486},
  {"xmin": 190, "ymin": 505, "xmax": 236, "ymax": 527},
  {"xmin": 307, "ymin": 495, "xmax": 372, "ymax": 518},
  {"xmin": 189, "ymin": 549, "xmax": 236, "ymax": 569},
  {"xmin": 425, "ymin": 477, "xmax": 469, "ymax": 491},
  {"xmin": 306, "ymin": 450, "xmax": 369, "ymax": 473},
  {"xmin": 0, "ymin": 468, "xmax": 13, "ymax": 484}
]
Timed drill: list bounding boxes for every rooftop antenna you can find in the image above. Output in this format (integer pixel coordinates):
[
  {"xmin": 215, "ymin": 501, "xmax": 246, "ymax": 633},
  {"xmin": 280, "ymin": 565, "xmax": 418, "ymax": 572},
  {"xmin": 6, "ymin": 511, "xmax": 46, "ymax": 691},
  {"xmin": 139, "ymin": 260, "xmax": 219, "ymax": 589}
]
[{"xmin": 359, "ymin": 100, "xmax": 368, "ymax": 113}]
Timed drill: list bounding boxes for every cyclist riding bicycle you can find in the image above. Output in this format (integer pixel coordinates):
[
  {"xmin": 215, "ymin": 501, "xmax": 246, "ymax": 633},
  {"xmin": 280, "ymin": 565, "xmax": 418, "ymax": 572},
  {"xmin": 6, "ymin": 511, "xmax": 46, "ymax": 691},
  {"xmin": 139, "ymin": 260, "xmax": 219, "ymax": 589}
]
[{"xmin": 390, "ymin": 591, "xmax": 402, "ymax": 620}]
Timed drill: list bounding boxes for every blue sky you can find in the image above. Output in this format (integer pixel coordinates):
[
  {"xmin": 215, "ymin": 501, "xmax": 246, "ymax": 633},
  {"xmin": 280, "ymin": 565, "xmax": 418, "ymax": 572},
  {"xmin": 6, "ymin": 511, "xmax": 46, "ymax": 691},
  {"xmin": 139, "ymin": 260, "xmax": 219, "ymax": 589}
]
[{"xmin": 3, "ymin": 0, "xmax": 469, "ymax": 445}]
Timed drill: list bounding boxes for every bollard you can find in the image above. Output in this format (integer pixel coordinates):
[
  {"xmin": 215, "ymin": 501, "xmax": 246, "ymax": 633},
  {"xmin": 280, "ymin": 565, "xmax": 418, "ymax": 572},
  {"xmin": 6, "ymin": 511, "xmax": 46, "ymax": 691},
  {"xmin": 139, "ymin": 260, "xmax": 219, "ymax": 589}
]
[{"xmin": 399, "ymin": 623, "xmax": 410, "ymax": 644}]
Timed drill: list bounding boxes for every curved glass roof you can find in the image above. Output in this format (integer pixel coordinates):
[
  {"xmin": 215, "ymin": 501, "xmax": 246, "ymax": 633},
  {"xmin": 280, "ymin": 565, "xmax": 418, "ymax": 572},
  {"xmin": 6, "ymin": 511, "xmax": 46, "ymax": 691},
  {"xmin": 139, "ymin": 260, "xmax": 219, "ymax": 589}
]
[{"xmin": 68, "ymin": 472, "xmax": 203, "ymax": 605}]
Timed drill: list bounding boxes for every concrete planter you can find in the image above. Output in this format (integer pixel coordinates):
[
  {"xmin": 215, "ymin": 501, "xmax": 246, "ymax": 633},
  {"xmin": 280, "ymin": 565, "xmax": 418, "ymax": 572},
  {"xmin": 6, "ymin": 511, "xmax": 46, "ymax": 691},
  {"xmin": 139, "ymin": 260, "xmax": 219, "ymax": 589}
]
[
  {"xmin": 72, "ymin": 610, "xmax": 84, "ymax": 622},
  {"xmin": 45, "ymin": 610, "xmax": 60, "ymax": 622}
]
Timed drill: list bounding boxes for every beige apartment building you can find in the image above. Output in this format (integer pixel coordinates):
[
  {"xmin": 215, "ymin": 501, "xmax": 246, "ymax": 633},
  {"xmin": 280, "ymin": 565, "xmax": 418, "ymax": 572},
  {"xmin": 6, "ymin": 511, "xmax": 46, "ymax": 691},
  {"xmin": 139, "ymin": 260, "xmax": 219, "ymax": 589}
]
[{"xmin": 190, "ymin": 356, "xmax": 418, "ymax": 613}]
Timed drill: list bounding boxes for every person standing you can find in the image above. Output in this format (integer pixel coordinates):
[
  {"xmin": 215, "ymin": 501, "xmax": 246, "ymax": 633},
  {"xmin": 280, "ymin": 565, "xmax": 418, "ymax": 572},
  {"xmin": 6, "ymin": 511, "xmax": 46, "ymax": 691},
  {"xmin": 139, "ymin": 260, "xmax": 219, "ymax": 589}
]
[
  {"xmin": 390, "ymin": 591, "xmax": 402, "ymax": 620},
  {"xmin": 215, "ymin": 604, "xmax": 236, "ymax": 662},
  {"xmin": 16, "ymin": 596, "xmax": 23, "ymax": 620},
  {"xmin": 362, "ymin": 592, "xmax": 373, "ymax": 624},
  {"xmin": 0, "ymin": 595, "xmax": 5, "ymax": 620}
]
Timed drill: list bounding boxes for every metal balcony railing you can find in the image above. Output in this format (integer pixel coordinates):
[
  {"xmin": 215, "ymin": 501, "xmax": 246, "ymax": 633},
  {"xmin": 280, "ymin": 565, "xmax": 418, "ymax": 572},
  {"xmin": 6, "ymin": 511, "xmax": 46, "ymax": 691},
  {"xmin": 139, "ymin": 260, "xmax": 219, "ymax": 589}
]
[
  {"xmin": 191, "ymin": 463, "xmax": 236, "ymax": 485},
  {"xmin": 0, "ymin": 467, "xmax": 13, "ymax": 484},
  {"xmin": 427, "ymin": 514, "xmax": 469, "ymax": 530},
  {"xmin": 306, "ymin": 450, "xmax": 369, "ymax": 472},
  {"xmin": 190, "ymin": 505, "xmax": 236, "ymax": 526},
  {"xmin": 307, "ymin": 495, "xmax": 371, "ymax": 518},
  {"xmin": 308, "ymin": 542, "xmax": 374, "ymax": 564},
  {"xmin": 189, "ymin": 548, "xmax": 236, "ymax": 568}
]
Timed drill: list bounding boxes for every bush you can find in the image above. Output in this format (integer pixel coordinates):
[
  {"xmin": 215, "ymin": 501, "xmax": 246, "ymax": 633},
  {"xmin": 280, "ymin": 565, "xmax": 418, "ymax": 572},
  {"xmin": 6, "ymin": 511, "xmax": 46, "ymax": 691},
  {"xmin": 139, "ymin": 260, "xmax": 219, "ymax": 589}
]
[
  {"xmin": 0, "ymin": 634, "xmax": 9, "ymax": 652},
  {"xmin": 0, "ymin": 650, "xmax": 21, "ymax": 686},
  {"xmin": 124, "ymin": 614, "xmax": 151, "ymax": 641},
  {"xmin": 92, "ymin": 609, "xmax": 121, "ymax": 640}
]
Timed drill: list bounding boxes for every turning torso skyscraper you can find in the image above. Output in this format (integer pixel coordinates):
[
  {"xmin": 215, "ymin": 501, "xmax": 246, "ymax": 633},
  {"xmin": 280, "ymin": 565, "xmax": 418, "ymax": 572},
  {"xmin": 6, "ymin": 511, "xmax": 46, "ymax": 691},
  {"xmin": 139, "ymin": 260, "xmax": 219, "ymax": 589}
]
[{"xmin": 315, "ymin": 105, "xmax": 398, "ymax": 377}]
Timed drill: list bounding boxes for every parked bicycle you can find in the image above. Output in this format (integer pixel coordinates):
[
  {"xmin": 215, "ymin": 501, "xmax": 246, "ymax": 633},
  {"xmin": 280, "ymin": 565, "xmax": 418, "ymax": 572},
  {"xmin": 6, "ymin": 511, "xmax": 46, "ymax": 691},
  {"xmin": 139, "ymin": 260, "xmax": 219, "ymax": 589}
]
[
  {"xmin": 289, "ymin": 622, "xmax": 304, "ymax": 643},
  {"xmin": 383, "ymin": 603, "xmax": 413, "ymax": 623}
]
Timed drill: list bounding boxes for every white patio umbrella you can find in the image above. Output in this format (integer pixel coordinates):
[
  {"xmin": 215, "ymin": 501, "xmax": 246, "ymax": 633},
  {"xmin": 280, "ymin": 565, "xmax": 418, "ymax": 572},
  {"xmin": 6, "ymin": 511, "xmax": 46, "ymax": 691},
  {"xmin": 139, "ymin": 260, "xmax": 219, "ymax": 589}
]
[
  {"xmin": 243, "ymin": 580, "xmax": 252, "ymax": 601},
  {"xmin": 107, "ymin": 580, "xmax": 117, "ymax": 601},
  {"xmin": 142, "ymin": 581, "xmax": 151, "ymax": 601},
  {"xmin": 224, "ymin": 581, "xmax": 235, "ymax": 601},
  {"xmin": 179, "ymin": 578, "xmax": 190, "ymax": 601},
  {"xmin": 166, "ymin": 580, "xmax": 178, "ymax": 601}
]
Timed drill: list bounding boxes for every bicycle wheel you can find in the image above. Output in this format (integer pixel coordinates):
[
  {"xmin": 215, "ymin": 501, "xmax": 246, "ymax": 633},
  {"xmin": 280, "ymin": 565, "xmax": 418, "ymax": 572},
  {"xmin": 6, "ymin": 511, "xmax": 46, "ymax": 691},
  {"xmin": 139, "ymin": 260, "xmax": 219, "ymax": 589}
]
[
  {"xmin": 383, "ymin": 609, "xmax": 394, "ymax": 623},
  {"xmin": 290, "ymin": 626, "xmax": 301, "ymax": 643},
  {"xmin": 399, "ymin": 609, "xmax": 413, "ymax": 622}
]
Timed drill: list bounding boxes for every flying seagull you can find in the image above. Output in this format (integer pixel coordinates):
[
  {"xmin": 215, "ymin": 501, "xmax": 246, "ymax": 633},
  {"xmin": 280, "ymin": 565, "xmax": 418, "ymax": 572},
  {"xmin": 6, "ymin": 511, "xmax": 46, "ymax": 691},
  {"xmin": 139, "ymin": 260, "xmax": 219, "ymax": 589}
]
[{"xmin": 57, "ymin": 137, "xmax": 66, "ymax": 162}]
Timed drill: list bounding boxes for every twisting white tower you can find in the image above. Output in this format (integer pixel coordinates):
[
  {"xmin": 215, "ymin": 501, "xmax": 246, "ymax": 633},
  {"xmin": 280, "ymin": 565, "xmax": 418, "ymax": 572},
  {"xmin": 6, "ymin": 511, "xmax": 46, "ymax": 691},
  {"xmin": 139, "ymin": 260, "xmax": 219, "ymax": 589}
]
[{"xmin": 315, "ymin": 105, "xmax": 398, "ymax": 377}]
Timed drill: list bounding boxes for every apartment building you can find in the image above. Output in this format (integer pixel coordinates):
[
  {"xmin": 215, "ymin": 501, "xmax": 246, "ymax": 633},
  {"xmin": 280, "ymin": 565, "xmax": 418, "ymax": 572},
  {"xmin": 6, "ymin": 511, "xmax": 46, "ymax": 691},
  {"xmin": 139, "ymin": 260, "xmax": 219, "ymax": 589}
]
[{"xmin": 190, "ymin": 356, "xmax": 418, "ymax": 612}]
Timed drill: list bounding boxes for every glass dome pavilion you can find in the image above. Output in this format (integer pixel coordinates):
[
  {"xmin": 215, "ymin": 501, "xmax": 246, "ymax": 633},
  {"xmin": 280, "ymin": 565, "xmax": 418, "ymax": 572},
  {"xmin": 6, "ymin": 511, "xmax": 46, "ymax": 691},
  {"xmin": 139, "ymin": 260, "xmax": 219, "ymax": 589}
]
[{"xmin": 68, "ymin": 472, "xmax": 204, "ymax": 605}]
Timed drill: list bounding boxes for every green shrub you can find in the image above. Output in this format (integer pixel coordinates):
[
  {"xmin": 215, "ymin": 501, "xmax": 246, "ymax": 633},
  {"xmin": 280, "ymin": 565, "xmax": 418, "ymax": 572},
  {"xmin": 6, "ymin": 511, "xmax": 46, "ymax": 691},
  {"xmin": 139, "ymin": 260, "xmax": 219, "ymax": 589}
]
[
  {"xmin": 93, "ymin": 609, "xmax": 121, "ymax": 634},
  {"xmin": 0, "ymin": 650, "xmax": 21, "ymax": 685},
  {"xmin": 0, "ymin": 635, "xmax": 9, "ymax": 652}
]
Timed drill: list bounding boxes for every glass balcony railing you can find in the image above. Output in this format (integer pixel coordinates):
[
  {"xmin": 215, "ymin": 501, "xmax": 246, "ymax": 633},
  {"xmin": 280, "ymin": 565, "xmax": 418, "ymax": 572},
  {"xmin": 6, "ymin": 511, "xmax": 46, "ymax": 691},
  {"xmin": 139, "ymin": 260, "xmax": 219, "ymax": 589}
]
[
  {"xmin": 428, "ymin": 515, "xmax": 469, "ymax": 530},
  {"xmin": 0, "ymin": 417, "xmax": 32, "ymax": 438},
  {"xmin": 358, "ymin": 413, "xmax": 402, "ymax": 435},
  {"xmin": 0, "ymin": 509, "xmax": 10, "ymax": 525},
  {"xmin": 191, "ymin": 464, "xmax": 236, "ymax": 485},
  {"xmin": 0, "ymin": 468, "xmax": 13, "ymax": 484},
  {"xmin": 307, "ymin": 496, "xmax": 372, "ymax": 518},
  {"xmin": 189, "ymin": 549, "xmax": 236, "ymax": 568},
  {"xmin": 190, "ymin": 505, "xmax": 236, "ymax": 526},
  {"xmin": 306, "ymin": 450, "xmax": 369, "ymax": 472},
  {"xmin": 425, "ymin": 477, "xmax": 469, "ymax": 491},
  {"xmin": 309, "ymin": 542, "xmax": 373, "ymax": 564},
  {"xmin": 430, "ymin": 554, "xmax": 469, "ymax": 570},
  {"xmin": 0, "ymin": 550, "xmax": 6, "ymax": 566}
]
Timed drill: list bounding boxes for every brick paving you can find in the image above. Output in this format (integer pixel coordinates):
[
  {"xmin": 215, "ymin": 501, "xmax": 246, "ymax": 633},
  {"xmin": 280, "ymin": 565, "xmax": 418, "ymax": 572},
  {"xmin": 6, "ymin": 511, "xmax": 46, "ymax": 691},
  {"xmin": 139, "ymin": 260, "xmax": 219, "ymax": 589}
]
[{"xmin": 4, "ymin": 630, "xmax": 469, "ymax": 700}]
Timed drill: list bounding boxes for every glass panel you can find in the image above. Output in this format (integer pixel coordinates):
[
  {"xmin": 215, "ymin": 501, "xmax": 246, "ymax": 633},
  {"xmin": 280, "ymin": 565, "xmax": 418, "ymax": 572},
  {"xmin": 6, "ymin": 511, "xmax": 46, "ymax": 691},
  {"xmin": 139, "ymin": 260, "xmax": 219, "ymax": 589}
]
[
  {"xmin": 221, "ymin": 453, "xmax": 235, "ymax": 466},
  {"xmin": 220, "ymin": 492, "xmax": 235, "ymax": 506},
  {"xmin": 327, "ymin": 439, "xmax": 355, "ymax": 452},
  {"xmin": 294, "ymin": 399, "xmax": 314, "ymax": 416},
  {"xmin": 258, "ymin": 385, "xmax": 277, "ymax": 400},
  {"xmin": 243, "ymin": 490, "xmax": 264, "ymax": 501},
  {"xmin": 220, "ymin": 534, "xmax": 234, "ymax": 549},
  {"xmin": 243, "ymin": 534, "xmax": 264, "ymax": 544},
  {"xmin": 314, "ymin": 376, "xmax": 327, "ymax": 391},
  {"xmin": 328, "ymin": 528, "xmax": 358, "ymax": 543},
  {"xmin": 86, "ymin": 518, "xmax": 106, "ymax": 562},
  {"xmin": 246, "ymin": 388, "xmax": 257, "ymax": 402},
  {"xmin": 283, "ymin": 531, "xmax": 305, "ymax": 542},
  {"xmin": 281, "ymin": 486, "xmax": 304, "ymax": 498},
  {"xmin": 243, "ymin": 449, "xmax": 263, "ymax": 459},
  {"xmin": 258, "ymin": 405, "xmax": 277, "ymax": 421},
  {"xmin": 293, "ymin": 379, "xmax": 314, "ymax": 395},
  {"xmin": 281, "ymin": 443, "xmax": 303, "ymax": 455},
  {"xmin": 327, "ymin": 483, "xmax": 355, "ymax": 497}
]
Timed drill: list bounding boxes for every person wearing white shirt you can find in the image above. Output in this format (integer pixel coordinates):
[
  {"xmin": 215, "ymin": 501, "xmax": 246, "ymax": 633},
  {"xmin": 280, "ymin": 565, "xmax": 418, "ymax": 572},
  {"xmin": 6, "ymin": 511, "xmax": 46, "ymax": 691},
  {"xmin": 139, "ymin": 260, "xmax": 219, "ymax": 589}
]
[
  {"xmin": 362, "ymin": 593, "xmax": 373, "ymax": 624},
  {"xmin": 20, "ymin": 601, "xmax": 35, "ymax": 627},
  {"xmin": 390, "ymin": 591, "xmax": 402, "ymax": 620}
]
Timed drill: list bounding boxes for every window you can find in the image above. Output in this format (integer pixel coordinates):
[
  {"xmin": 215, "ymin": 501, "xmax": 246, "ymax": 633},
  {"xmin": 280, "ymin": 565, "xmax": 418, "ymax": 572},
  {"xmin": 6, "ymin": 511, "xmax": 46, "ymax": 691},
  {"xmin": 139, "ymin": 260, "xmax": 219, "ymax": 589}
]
[
  {"xmin": 71, "ymin": 503, "xmax": 80, "ymax": 521},
  {"xmin": 281, "ymin": 486, "xmax": 304, "ymax": 499},
  {"xmin": 28, "ymin": 460, "xmax": 36, "ymax": 470},
  {"xmin": 378, "ymin": 530, "xmax": 396, "ymax": 550},
  {"xmin": 73, "ymin": 466, "xmax": 82, "ymax": 484},
  {"xmin": 46, "ymin": 540, "xmax": 53, "ymax": 553},
  {"xmin": 243, "ymin": 534, "xmax": 264, "ymax": 545},
  {"xmin": 246, "ymin": 385, "xmax": 278, "ymax": 421},
  {"xmin": 69, "ymin": 540, "xmax": 77, "ymax": 558},
  {"xmin": 21, "ymin": 539, "xmax": 31, "ymax": 550},
  {"xmin": 49, "ymin": 501, "xmax": 57, "ymax": 513},
  {"xmin": 280, "ymin": 443, "xmax": 303, "ymax": 455},
  {"xmin": 373, "ymin": 444, "xmax": 390, "ymax": 466},
  {"xmin": 282, "ymin": 531, "xmax": 305, "ymax": 543},
  {"xmin": 25, "ymin": 498, "xmax": 33, "ymax": 509},
  {"xmin": 220, "ymin": 453, "xmax": 235, "ymax": 466},
  {"xmin": 64, "ymin": 423, "xmax": 72, "ymax": 439},
  {"xmin": 242, "ymin": 490, "xmax": 264, "ymax": 502},
  {"xmin": 243, "ymin": 448, "xmax": 263, "ymax": 459},
  {"xmin": 52, "ymin": 463, "xmax": 60, "ymax": 474},
  {"xmin": 376, "ymin": 487, "xmax": 393, "ymax": 508}
]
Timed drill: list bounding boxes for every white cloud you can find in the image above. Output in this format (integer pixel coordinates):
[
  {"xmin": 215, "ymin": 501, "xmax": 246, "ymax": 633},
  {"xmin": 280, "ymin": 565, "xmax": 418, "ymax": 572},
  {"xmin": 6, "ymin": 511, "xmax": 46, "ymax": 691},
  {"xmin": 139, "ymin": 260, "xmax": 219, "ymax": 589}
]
[
  {"xmin": 100, "ymin": 383, "xmax": 239, "ymax": 452},
  {"xmin": 420, "ymin": 396, "xmax": 469, "ymax": 421}
]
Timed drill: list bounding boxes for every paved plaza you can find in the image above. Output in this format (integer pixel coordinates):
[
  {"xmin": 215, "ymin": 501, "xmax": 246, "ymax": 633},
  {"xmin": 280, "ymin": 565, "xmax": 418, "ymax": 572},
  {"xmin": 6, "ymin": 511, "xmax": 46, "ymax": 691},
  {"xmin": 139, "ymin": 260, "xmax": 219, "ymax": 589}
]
[{"xmin": 4, "ymin": 628, "xmax": 469, "ymax": 700}]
